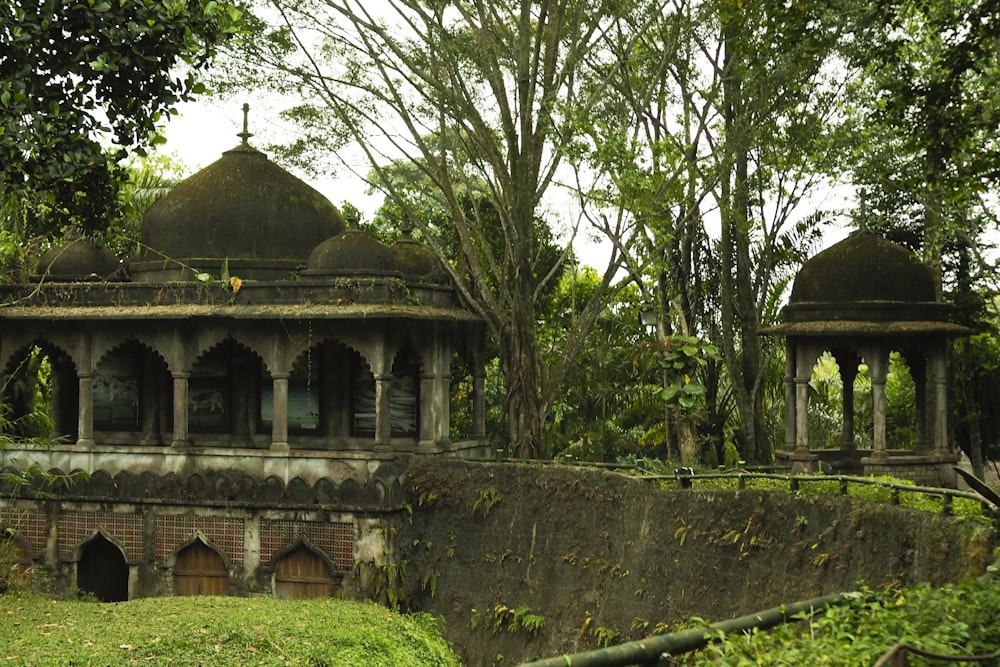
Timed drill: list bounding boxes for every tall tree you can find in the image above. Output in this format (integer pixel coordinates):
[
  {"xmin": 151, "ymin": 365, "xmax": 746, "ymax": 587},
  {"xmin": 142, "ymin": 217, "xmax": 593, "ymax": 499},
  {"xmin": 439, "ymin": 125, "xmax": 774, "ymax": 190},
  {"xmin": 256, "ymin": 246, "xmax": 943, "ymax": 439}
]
[
  {"xmin": 577, "ymin": 0, "xmax": 849, "ymax": 463},
  {"xmin": 0, "ymin": 0, "xmax": 242, "ymax": 238},
  {"xmin": 218, "ymin": 0, "xmax": 660, "ymax": 457}
]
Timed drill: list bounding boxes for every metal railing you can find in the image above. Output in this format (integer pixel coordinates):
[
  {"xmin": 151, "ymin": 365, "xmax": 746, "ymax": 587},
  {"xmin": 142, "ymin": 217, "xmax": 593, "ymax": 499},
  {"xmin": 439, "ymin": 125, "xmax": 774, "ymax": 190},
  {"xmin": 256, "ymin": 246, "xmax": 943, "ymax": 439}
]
[{"xmin": 516, "ymin": 591, "xmax": 858, "ymax": 667}]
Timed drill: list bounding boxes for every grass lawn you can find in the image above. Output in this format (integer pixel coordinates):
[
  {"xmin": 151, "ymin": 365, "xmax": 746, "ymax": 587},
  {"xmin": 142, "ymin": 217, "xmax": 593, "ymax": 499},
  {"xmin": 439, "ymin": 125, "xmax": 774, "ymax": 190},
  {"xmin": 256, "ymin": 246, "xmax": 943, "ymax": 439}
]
[{"xmin": 0, "ymin": 592, "xmax": 460, "ymax": 666}]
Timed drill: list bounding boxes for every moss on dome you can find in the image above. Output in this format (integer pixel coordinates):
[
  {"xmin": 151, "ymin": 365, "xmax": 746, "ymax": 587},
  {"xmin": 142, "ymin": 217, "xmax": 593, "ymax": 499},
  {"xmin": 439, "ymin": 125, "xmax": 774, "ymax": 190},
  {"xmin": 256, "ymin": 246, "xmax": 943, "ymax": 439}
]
[
  {"xmin": 35, "ymin": 239, "xmax": 121, "ymax": 281},
  {"xmin": 789, "ymin": 230, "xmax": 937, "ymax": 304},
  {"xmin": 305, "ymin": 228, "xmax": 395, "ymax": 274}
]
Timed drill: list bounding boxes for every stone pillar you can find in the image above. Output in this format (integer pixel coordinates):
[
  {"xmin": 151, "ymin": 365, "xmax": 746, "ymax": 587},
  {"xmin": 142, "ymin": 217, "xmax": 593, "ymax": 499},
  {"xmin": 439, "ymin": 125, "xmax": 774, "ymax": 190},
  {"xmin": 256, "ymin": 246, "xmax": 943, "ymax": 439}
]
[
  {"xmin": 869, "ymin": 351, "xmax": 889, "ymax": 459},
  {"xmin": 472, "ymin": 370, "xmax": 487, "ymax": 441},
  {"xmin": 794, "ymin": 347, "xmax": 812, "ymax": 456},
  {"xmin": 910, "ymin": 353, "xmax": 928, "ymax": 452},
  {"xmin": 171, "ymin": 372, "xmax": 190, "ymax": 447},
  {"xmin": 270, "ymin": 373, "xmax": 289, "ymax": 452},
  {"xmin": 784, "ymin": 341, "xmax": 795, "ymax": 452},
  {"xmin": 931, "ymin": 350, "xmax": 949, "ymax": 456},
  {"xmin": 839, "ymin": 358, "xmax": 858, "ymax": 450},
  {"xmin": 418, "ymin": 372, "xmax": 436, "ymax": 453},
  {"xmin": 374, "ymin": 374, "xmax": 393, "ymax": 454},
  {"xmin": 76, "ymin": 372, "xmax": 95, "ymax": 447}
]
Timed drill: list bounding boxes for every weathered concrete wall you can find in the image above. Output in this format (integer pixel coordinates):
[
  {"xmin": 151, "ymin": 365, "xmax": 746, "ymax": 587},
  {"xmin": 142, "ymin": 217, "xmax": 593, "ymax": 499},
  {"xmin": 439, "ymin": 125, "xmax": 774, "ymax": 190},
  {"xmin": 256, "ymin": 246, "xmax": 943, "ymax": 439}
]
[{"xmin": 394, "ymin": 459, "xmax": 997, "ymax": 666}]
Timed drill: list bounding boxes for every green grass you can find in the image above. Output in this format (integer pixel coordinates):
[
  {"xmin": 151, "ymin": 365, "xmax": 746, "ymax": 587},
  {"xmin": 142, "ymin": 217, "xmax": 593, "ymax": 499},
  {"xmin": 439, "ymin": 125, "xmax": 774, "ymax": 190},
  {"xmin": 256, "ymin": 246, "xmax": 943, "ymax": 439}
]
[
  {"xmin": 688, "ymin": 578, "xmax": 1000, "ymax": 665},
  {"xmin": 0, "ymin": 593, "xmax": 461, "ymax": 666}
]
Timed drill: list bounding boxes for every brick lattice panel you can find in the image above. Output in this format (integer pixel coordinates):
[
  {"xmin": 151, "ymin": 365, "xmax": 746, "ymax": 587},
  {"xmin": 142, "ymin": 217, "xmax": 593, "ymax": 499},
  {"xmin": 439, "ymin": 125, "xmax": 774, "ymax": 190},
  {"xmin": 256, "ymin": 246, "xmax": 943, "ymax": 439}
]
[
  {"xmin": 154, "ymin": 515, "xmax": 245, "ymax": 565},
  {"xmin": 261, "ymin": 520, "xmax": 355, "ymax": 571},
  {"xmin": 0, "ymin": 507, "xmax": 48, "ymax": 555},
  {"xmin": 57, "ymin": 510, "xmax": 143, "ymax": 561}
]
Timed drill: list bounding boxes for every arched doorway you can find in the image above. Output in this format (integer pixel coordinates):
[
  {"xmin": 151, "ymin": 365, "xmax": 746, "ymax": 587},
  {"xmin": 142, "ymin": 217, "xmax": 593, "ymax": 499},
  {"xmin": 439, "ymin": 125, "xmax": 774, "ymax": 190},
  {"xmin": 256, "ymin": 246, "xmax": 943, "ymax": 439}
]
[
  {"xmin": 77, "ymin": 533, "xmax": 128, "ymax": 602},
  {"xmin": 173, "ymin": 539, "xmax": 230, "ymax": 596},
  {"xmin": 273, "ymin": 543, "xmax": 339, "ymax": 599}
]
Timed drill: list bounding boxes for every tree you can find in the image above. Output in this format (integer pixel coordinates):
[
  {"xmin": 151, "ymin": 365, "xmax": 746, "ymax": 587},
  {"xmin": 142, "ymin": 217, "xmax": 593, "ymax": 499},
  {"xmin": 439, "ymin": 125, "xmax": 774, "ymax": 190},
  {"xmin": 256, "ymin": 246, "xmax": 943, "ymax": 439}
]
[
  {"xmin": 0, "ymin": 0, "xmax": 242, "ymax": 238},
  {"xmin": 574, "ymin": 0, "xmax": 851, "ymax": 463},
  {"xmin": 217, "ymin": 0, "xmax": 665, "ymax": 457}
]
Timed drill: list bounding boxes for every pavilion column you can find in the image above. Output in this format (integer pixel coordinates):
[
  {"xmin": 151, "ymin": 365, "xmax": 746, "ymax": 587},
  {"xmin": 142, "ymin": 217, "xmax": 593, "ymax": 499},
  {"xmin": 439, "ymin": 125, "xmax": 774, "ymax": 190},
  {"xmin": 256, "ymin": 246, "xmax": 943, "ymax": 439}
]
[
  {"xmin": 171, "ymin": 372, "xmax": 190, "ymax": 447},
  {"xmin": 839, "ymin": 357, "xmax": 858, "ymax": 451},
  {"xmin": 270, "ymin": 373, "xmax": 289, "ymax": 452},
  {"xmin": 909, "ymin": 353, "xmax": 928, "ymax": 452},
  {"xmin": 784, "ymin": 341, "xmax": 795, "ymax": 452},
  {"xmin": 869, "ymin": 350, "xmax": 889, "ymax": 459},
  {"xmin": 418, "ymin": 372, "xmax": 436, "ymax": 453},
  {"xmin": 76, "ymin": 372, "xmax": 95, "ymax": 447},
  {"xmin": 930, "ymin": 350, "xmax": 949, "ymax": 456},
  {"xmin": 472, "ymin": 370, "xmax": 487, "ymax": 442},
  {"xmin": 374, "ymin": 374, "xmax": 393, "ymax": 454},
  {"xmin": 793, "ymin": 346, "xmax": 813, "ymax": 456}
]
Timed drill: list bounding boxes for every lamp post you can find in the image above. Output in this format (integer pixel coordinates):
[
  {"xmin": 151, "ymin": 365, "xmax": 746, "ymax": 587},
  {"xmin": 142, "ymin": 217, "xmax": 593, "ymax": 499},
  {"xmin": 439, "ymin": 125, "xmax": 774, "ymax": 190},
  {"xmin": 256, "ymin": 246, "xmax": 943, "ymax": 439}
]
[{"xmin": 639, "ymin": 302, "xmax": 657, "ymax": 334}]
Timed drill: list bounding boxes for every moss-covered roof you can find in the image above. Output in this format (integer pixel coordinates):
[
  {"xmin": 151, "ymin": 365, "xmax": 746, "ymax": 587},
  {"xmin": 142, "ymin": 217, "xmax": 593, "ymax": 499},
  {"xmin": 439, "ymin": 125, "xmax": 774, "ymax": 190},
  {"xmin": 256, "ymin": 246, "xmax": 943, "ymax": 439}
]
[
  {"xmin": 789, "ymin": 230, "xmax": 937, "ymax": 304},
  {"xmin": 305, "ymin": 228, "xmax": 395, "ymax": 274},
  {"xmin": 34, "ymin": 239, "xmax": 121, "ymax": 281},
  {"xmin": 137, "ymin": 144, "xmax": 345, "ymax": 273}
]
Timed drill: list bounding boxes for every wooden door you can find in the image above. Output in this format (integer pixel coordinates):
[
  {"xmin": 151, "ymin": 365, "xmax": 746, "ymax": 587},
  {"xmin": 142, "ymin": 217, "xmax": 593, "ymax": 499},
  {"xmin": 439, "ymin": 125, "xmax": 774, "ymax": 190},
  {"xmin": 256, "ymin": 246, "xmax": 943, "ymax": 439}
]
[
  {"xmin": 173, "ymin": 541, "xmax": 229, "ymax": 596},
  {"xmin": 274, "ymin": 545, "xmax": 338, "ymax": 599}
]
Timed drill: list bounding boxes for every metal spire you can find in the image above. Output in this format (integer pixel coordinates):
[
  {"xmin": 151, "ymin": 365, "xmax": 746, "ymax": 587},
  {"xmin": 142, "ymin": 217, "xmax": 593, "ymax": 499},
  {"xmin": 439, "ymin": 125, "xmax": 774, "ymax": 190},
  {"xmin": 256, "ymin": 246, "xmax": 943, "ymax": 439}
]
[{"xmin": 237, "ymin": 103, "xmax": 253, "ymax": 145}]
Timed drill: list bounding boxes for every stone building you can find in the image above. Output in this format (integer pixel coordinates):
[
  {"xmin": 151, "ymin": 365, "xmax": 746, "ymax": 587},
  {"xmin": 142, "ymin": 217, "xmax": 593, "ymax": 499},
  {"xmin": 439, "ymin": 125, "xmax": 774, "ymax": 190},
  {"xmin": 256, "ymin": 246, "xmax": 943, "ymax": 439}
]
[
  {"xmin": 762, "ymin": 230, "xmax": 968, "ymax": 486},
  {"xmin": 0, "ymin": 129, "xmax": 487, "ymax": 600}
]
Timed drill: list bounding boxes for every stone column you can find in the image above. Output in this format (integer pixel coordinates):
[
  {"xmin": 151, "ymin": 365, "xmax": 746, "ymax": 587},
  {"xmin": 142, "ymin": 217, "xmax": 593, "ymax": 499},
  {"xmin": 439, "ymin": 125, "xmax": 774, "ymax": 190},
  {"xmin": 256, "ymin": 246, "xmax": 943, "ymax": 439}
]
[
  {"xmin": 931, "ymin": 350, "xmax": 949, "ymax": 456},
  {"xmin": 374, "ymin": 374, "xmax": 393, "ymax": 454},
  {"xmin": 76, "ymin": 372, "xmax": 95, "ymax": 447},
  {"xmin": 784, "ymin": 341, "xmax": 796, "ymax": 452},
  {"xmin": 794, "ymin": 347, "xmax": 812, "ymax": 456},
  {"xmin": 472, "ymin": 370, "xmax": 487, "ymax": 441},
  {"xmin": 909, "ymin": 354, "xmax": 928, "ymax": 452},
  {"xmin": 171, "ymin": 372, "xmax": 190, "ymax": 447},
  {"xmin": 869, "ymin": 351, "xmax": 889, "ymax": 459},
  {"xmin": 418, "ymin": 372, "xmax": 436, "ymax": 453},
  {"xmin": 839, "ymin": 358, "xmax": 858, "ymax": 451},
  {"xmin": 270, "ymin": 373, "xmax": 289, "ymax": 452}
]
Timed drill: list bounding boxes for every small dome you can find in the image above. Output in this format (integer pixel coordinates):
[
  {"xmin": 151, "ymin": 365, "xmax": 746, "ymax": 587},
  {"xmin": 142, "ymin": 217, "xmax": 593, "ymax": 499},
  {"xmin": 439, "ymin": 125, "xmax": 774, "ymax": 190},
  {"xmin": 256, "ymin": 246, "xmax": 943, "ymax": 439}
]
[
  {"xmin": 305, "ymin": 228, "xmax": 395, "ymax": 274},
  {"xmin": 35, "ymin": 239, "xmax": 121, "ymax": 282},
  {"xmin": 391, "ymin": 232, "xmax": 445, "ymax": 282},
  {"xmin": 789, "ymin": 231, "xmax": 936, "ymax": 304},
  {"xmin": 132, "ymin": 143, "xmax": 345, "ymax": 280}
]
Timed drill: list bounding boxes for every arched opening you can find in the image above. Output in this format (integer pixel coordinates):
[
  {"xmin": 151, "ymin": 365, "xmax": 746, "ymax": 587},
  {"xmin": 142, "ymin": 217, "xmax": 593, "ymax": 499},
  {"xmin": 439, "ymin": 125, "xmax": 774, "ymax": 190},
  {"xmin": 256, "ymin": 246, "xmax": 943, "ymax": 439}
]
[
  {"xmin": 390, "ymin": 346, "xmax": 420, "ymax": 437},
  {"xmin": 1, "ymin": 342, "xmax": 76, "ymax": 441},
  {"xmin": 94, "ymin": 340, "xmax": 172, "ymax": 443},
  {"xmin": 77, "ymin": 533, "xmax": 128, "ymax": 602},
  {"xmin": 273, "ymin": 543, "xmax": 340, "ymax": 599},
  {"xmin": 189, "ymin": 339, "xmax": 266, "ymax": 446},
  {"xmin": 172, "ymin": 538, "xmax": 230, "ymax": 596}
]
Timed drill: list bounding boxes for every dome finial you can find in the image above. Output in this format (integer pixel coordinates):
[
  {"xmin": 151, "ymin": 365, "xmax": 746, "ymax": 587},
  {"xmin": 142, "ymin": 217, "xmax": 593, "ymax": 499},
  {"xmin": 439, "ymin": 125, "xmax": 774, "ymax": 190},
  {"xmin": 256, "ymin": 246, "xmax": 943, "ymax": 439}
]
[{"xmin": 237, "ymin": 103, "xmax": 253, "ymax": 145}]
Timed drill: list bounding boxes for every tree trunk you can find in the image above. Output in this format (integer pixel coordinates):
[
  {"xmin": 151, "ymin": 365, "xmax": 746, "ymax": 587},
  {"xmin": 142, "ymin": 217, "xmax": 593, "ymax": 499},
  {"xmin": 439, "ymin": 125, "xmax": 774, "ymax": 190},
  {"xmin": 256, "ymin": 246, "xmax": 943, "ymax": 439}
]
[{"xmin": 501, "ymin": 291, "xmax": 543, "ymax": 459}]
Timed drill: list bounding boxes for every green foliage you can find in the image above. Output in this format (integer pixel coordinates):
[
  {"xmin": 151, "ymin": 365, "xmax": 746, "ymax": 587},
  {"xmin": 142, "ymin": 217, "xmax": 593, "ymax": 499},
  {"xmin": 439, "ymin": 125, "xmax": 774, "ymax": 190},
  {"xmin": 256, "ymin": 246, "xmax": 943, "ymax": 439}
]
[
  {"xmin": 689, "ymin": 580, "xmax": 1000, "ymax": 665},
  {"xmin": 656, "ymin": 335, "xmax": 720, "ymax": 410},
  {"xmin": 0, "ymin": 0, "xmax": 241, "ymax": 236},
  {"xmin": 0, "ymin": 592, "xmax": 460, "ymax": 666},
  {"xmin": 471, "ymin": 603, "xmax": 545, "ymax": 637},
  {"xmin": 472, "ymin": 488, "xmax": 502, "ymax": 519}
]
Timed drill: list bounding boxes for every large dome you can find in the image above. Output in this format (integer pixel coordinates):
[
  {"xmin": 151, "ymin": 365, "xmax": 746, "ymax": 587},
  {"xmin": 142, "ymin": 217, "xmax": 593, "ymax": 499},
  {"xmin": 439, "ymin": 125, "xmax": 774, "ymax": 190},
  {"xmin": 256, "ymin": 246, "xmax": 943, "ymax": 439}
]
[
  {"xmin": 789, "ymin": 230, "xmax": 936, "ymax": 304},
  {"xmin": 765, "ymin": 230, "xmax": 966, "ymax": 335},
  {"xmin": 131, "ymin": 143, "xmax": 345, "ymax": 281}
]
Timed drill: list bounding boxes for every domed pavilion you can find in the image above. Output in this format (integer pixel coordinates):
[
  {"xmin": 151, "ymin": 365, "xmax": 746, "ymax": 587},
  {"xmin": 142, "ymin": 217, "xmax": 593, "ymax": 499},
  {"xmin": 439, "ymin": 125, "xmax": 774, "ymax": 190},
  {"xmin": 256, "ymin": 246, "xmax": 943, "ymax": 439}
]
[
  {"xmin": 0, "ymin": 115, "xmax": 487, "ymax": 601},
  {"xmin": 762, "ymin": 230, "xmax": 969, "ymax": 486}
]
